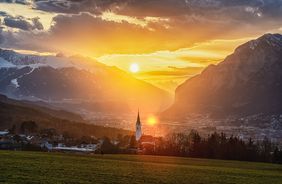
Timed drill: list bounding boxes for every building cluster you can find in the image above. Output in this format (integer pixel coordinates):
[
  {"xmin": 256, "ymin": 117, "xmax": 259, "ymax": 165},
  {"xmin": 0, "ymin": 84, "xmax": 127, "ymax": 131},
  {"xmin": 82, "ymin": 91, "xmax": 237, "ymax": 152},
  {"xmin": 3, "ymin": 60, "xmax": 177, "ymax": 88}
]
[
  {"xmin": 0, "ymin": 111, "xmax": 157, "ymax": 154},
  {"xmin": 0, "ymin": 129, "xmax": 103, "ymax": 153}
]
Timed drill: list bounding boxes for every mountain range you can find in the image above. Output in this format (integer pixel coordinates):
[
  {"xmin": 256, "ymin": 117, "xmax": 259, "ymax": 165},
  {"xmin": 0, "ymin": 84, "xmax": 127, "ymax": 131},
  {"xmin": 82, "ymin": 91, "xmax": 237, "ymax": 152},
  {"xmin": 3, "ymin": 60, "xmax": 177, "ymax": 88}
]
[
  {"xmin": 0, "ymin": 50, "xmax": 172, "ymax": 117},
  {"xmin": 165, "ymin": 33, "xmax": 282, "ymax": 118},
  {"xmin": 1, "ymin": 33, "xmax": 282, "ymax": 124}
]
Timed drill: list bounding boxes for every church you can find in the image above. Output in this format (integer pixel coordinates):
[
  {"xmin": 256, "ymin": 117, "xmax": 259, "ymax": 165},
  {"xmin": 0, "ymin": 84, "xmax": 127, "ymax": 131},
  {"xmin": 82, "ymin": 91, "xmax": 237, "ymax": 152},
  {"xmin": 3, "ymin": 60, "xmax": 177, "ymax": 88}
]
[
  {"xmin": 135, "ymin": 110, "xmax": 142, "ymax": 141},
  {"xmin": 134, "ymin": 110, "xmax": 156, "ymax": 154}
]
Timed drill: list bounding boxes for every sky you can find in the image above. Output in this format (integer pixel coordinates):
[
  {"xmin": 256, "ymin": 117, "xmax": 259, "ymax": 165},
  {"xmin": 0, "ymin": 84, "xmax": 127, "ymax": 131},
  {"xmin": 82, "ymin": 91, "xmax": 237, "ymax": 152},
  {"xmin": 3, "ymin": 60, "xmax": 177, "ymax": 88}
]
[{"xmin": 0, "ymin": 0, "xmax": 282, "ymax": 91}]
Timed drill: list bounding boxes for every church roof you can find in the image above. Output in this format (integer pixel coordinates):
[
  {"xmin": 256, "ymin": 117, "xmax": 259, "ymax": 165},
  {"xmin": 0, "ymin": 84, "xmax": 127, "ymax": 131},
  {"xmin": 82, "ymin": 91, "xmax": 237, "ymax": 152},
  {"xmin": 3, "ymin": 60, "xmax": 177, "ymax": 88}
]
[{"xmin": 136, "ymin": 110, "xmax": 141, "ymax": 126}]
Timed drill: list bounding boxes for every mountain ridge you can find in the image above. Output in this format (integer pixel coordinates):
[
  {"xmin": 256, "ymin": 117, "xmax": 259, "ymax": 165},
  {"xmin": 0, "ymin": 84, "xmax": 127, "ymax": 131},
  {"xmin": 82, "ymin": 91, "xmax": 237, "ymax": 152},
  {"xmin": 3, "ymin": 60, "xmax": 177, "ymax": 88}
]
[
  {"xmin": 165, "ymin": 33, "xmax": 282, "ymax": 118},
  {"xmin": 0, "ymin": 49, "xmax": 172, "ymax": 116}
]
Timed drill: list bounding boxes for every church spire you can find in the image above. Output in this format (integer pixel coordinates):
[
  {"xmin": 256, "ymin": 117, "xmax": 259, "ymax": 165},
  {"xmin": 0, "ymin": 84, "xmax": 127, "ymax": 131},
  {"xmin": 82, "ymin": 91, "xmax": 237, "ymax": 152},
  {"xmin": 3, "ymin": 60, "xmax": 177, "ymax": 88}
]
[
  {"xmin": 136, "ymin": 108, "xmax": 141, "ymax": 125},
  {"xmin": 135, "ymin": 109, "xmax": 142, "ymax": 141}
]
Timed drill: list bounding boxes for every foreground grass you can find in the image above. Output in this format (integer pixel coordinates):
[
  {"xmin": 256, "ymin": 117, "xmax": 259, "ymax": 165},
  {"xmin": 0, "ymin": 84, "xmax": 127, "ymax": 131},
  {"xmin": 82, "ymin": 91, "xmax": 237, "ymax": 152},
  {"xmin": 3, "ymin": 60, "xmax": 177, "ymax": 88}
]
[{"xmin": 0, "ymin": 151, "xmax": 282, "ymax": 184}]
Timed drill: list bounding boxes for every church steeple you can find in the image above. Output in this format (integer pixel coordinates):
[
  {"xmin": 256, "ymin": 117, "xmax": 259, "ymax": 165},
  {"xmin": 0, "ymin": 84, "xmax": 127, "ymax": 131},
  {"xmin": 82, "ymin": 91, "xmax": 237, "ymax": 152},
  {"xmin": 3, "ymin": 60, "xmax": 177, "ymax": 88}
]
[
  {"xmin": 135, "ymin": 109, "xmax": 142, "ymax": 141},
  {"xmin": 136, "ymin": 109, "xmax": 141, "ymax": 126}
]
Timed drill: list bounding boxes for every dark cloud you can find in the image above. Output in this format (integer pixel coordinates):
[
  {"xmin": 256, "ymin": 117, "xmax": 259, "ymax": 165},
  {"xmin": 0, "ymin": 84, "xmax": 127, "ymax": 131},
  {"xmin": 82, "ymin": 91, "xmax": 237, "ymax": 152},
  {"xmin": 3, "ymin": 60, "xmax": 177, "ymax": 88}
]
[
  {"xmin": 4, "ymin": 16, "xmax": 34, "ymax": 30},
  {"xmin": 0, "ymin": 0, "xmax": 31, "ymax": 4},
  {"xmin": 0, "ymin": 28, "xmax": 50, "ymax": 51},
  {"xmin": 0, "ymin": 11, "xmax": 9, "ymax": 16},
  {"xmin": 3, "ymin": 15, "xmax": 44, "ymax": 31},
  {"xmin": 47, "ymin": 12, "xmax": 165, "ymax": 54},
  {"xmin": 46, "ymin": 12, "xmax": 237, "ymax": 55},
  {"xmin": 1, "ymin": 0, "xmax": 282, "ymax": 55},
  {"xmin": 2, "ymin": 0, "xmax": 282, "ymax": 20},
  {"xmin": 34, "ymin": 0, "xmax": 102, "ymax": 14},
  {"xmin": 30, "ymin": 0, "xmax": 282, "ymax": 20},
  {"xmin": 0, "ymin": 0, "xmax": 14, "ymax": 2},
  {"xmin": 0, "ymin": 29, "xmax": 18, "ymax": 47},
  {"xmin": 0, "ymin": 28, "xmax": 4, "ymax": 44},
  {"xmin": 2, "ymin": 0, "xmax": 282, "ymax": 29},
  {"xmin": 32, "ymin": 0, "xmax": 191, "ymax": 16},
  {"xmin": 0, "ymin": 10, "xmax": 44, "ymax": 31},
  {"xmin": 113, "ymin": 0, "xmax": 190, "ymax": 17},
  {"xmin": 29, "ymin": 0, "xmax": 282, "ymax": 44},
  {"xmin": 15, "ymin": 0, "xmax": 31, "ymax": 5},
  {"xmin": 31, "ymin": 17, "xmax": 44, "ymax": 30}
]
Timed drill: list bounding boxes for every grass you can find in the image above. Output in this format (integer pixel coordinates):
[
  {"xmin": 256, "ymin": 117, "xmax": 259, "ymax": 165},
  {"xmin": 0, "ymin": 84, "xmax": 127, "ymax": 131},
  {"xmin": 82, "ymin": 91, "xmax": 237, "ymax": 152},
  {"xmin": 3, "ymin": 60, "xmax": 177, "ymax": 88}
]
[{"xmin": 0, "ymin": 151, "xmax": 282, "ymax": 184}]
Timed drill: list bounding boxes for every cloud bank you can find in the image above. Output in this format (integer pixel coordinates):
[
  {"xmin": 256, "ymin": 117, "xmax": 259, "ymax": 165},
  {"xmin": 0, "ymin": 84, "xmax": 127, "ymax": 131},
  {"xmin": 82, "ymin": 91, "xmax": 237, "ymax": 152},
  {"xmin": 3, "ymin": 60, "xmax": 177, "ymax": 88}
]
[{"xmin": 0, "ymin": 0, "xmax": 282, "ymax": 55}]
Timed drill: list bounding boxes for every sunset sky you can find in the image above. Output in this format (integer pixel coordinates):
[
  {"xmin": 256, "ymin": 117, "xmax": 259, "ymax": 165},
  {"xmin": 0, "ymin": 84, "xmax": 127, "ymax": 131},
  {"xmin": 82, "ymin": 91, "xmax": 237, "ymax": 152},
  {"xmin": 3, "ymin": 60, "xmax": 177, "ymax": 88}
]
[{"xmin": 1, "ymin": 0, "xmax": 282, "ymax": 91}]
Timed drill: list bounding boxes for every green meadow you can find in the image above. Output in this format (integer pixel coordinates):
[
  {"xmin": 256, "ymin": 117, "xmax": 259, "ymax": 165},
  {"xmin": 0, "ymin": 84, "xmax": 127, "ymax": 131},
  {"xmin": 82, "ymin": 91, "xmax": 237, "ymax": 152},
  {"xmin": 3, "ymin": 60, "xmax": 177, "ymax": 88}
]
[{"xmin": 0, "ymin": 151, "xmax": 282, "ymax": 184}]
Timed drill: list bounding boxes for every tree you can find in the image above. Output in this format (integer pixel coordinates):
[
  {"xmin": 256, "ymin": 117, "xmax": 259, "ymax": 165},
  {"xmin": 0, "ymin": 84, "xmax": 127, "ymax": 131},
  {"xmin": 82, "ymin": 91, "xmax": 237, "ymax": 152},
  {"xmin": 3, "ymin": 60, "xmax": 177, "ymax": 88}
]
[
  {"xmin": 273, "ymin": 147, "xmax": 282, "ymax": 163},
  {"xmin": 40, "ymin": 128, "xmax": 57, "ymax": 139},
  {"xmin": 20, "ymin": 121, "xmax": 38, "ymax": 134},
  {"xmin": 260, "ymin": 137, "xmax": 272, "ymax": 162},
  {"xmin": 100, "ymin": 137, "xmax": 118, "ymax": 154},
  {"xmin": 13, "ymin": 134, "xmax": 22, "ymax": 143},
  {"xmin": 78, "ymin": 136, "xmax": 97, "ymax": 145},
  {"xmin": 9, "ymin": 124, "xmax": 16, "ymax": 134},
  {"xmin": 206, "ymin": 132, "xmax": 220, "ymax": 158},
  {"xmin": 129, "ymin": 135, "xmax": 137, "ymax": 149},
  {"xmin": 117, "ymin": 134, "xmax": 131, "ymax": 148},
  {"xmin": 246, "ymin": 138, "xmax": 258, "ymax": 161},
  {"xmin": 188, "ymin": 130, "xmax": 202, "ymax": 157}
]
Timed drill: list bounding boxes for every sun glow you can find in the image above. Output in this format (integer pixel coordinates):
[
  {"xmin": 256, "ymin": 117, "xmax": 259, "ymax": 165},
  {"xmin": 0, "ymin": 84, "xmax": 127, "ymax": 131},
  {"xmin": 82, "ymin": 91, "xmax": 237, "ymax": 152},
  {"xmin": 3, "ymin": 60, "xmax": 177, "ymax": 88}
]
[
  {"xmin": 129, "ymin": 63, "xmax": 140, "ymax": 73},
  {"xmin": 147, "ymin": 115, "xmax": 158, "ymax": 126}
]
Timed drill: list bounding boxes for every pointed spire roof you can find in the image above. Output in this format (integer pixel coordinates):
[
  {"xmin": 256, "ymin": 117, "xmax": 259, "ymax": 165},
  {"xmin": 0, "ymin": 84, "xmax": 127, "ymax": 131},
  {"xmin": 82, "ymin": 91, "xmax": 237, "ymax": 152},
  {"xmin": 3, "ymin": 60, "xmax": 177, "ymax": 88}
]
[{"xmin": 136, "ymin": 109, "xmax": 141, "ymax": 126}]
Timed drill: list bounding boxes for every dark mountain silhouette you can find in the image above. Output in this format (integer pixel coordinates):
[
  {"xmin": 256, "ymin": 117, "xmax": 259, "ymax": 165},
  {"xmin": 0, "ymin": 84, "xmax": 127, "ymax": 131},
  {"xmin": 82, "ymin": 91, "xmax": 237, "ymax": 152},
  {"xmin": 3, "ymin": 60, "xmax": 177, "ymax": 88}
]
[{"xmin": 166, "ymin": 33, "xmax": 282, "ymax": 118}]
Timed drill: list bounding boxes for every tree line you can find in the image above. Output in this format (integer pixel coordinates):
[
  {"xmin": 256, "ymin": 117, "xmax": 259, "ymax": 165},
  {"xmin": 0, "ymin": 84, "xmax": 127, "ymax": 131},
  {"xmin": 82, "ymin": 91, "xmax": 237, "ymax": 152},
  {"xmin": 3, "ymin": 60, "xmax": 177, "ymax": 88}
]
[
  {"xmin": 152, "ymin": 130, "xmax": 281, "ymax": 163},
  {"xmin": 102, "ymin": 130, "xmax": 282, "ymax": 164},
  {"xmin": 6, "ymin": 121, "xmax": 282, "ymax": 164}
]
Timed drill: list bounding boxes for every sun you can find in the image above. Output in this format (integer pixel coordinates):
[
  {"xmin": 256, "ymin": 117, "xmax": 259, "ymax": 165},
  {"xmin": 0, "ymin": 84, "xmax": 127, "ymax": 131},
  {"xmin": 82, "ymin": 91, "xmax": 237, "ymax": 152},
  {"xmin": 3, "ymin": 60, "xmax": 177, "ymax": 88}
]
[
  {"xmin": 129, "ymin": 63, "xmax": 139, "ymax": 73},
  {"xmin": 147, "ymin": 115, "xmax": 158, "ymax": 126}
]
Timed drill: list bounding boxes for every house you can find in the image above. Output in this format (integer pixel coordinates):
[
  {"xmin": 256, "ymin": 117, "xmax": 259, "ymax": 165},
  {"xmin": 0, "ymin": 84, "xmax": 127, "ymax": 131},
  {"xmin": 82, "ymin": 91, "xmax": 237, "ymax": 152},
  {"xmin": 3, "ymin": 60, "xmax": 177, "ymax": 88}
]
[
  {"xmin": 40, "ymin": 141, "xmax": 53, "ymax": 151},
  {"xmin": 52, "ymin": 146, "xmax": 96, "ymax": 153},
  {"xmin": 0, "ymin": 130, "xmax": 9, "ymax": 137}
]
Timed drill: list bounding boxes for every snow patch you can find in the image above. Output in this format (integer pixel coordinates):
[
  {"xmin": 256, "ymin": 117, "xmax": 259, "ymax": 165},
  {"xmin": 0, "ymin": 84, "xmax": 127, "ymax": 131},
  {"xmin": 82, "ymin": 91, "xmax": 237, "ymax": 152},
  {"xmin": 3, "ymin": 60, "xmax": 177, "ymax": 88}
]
[
  {"xmin": 11, "ymin": 78, "xmax": 20, "ymax": 88},
  {"xmin": 10, "ymin": 67, "xmax": 36, "ymax": 88},
  {"xmin": 25, "ymin": 67, "xmax": 36, "ymax": 75},
  {"xmin": 249, "ymin": 40, "xmax": 258, "ymax": 50},
  {"xmin": 0, "ymin": 57, "xmax": 16, "ymax": 68},
  {"xmin": 0, "ymin": 48, "xmax": 106, "ymax": 75}
]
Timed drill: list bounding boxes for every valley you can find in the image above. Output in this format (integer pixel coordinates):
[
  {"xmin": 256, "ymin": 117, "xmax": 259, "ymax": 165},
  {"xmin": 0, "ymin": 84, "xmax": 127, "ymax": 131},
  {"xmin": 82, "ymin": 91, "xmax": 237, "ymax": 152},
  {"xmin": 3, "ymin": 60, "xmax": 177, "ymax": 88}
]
[{"xmin": 1, "ymin": 34, "xmax": 282, "ymax": 143}]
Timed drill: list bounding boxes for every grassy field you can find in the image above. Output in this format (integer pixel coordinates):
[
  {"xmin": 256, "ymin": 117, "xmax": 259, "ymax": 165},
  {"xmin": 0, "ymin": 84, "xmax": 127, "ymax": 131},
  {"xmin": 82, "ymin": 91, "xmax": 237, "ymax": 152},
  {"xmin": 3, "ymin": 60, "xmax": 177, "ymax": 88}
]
[{"xmin": 0, "ymin": 151, "xmax": 282, "ymax": 184}]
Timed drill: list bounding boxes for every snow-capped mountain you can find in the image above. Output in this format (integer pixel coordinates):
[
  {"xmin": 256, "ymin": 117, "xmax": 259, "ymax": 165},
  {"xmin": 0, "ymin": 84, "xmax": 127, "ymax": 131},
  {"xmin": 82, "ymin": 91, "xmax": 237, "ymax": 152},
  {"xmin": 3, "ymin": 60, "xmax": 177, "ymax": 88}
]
[
  {"xmin": 0, "ymin": 49, "xmax": 42, "ymax": 66},
  {"xmin": 0, "ymin": 48, "xmax": 107, "ymax": 71},
  {"xmin": 165, "ymin": 33, "xmax": 282, "ymax": 117},
  {"xmin": 0, "ymin": 49, "xmax": 172, "ymax": 116}
]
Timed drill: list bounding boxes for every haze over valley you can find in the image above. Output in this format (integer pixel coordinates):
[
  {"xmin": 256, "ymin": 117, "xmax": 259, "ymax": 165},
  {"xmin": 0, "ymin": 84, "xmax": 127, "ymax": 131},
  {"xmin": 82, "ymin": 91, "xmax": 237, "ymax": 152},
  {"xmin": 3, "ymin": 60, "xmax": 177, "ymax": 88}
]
[
  {"xmin": 1, "ymin": 0, "xmax": 282, "ymax": 142},
  {"xmin": 1, "ymin": 34, "xmax": 282, "ymax": 142}
]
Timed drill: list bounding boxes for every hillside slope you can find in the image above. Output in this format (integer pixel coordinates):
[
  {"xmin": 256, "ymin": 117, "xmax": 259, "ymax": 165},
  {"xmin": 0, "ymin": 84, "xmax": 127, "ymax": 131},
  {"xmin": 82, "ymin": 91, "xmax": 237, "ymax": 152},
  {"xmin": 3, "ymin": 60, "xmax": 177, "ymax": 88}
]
[
  {"xmin": 0, "ymin": 94, "xmax": 131, "ymax": 138},
  {"xmin": 166, "ymin": 34, "xmax": 282, "ymax": 117}
]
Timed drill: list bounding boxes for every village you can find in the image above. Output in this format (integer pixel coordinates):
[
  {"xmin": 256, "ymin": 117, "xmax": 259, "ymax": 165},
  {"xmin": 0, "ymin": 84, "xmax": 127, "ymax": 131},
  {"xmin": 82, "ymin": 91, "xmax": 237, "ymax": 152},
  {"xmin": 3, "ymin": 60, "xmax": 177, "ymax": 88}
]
[
  {"xmin": 0, "ymin": 128, "xmax": 158, "ymax": 154},
  {"xmin": 0, "ymin": 112, "xmax": 157, "ymax": 154}
]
